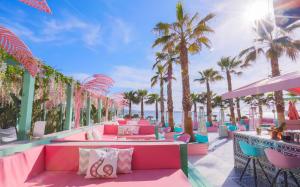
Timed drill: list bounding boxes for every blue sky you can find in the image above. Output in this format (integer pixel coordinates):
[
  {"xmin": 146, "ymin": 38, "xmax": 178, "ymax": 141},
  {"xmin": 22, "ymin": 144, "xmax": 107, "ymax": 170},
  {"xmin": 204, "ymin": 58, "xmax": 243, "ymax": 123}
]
[{"xmin": 1, "ymin": 0, "xmax": 300, "ymax": 111}]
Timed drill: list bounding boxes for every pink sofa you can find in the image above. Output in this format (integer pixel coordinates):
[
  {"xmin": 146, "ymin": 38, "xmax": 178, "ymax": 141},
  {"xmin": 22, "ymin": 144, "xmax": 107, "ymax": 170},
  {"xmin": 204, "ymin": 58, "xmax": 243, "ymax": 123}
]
[
  {"xmin": 207, "ymin": 122, "xmax": 219, "ymax": 132},
  {"xmin": 53, "ymin": 125, "xmax": 157, "ymax": 142},
  {"xmin": 0, "ymin": 142, "xmax": 190, "ymax": 187}
]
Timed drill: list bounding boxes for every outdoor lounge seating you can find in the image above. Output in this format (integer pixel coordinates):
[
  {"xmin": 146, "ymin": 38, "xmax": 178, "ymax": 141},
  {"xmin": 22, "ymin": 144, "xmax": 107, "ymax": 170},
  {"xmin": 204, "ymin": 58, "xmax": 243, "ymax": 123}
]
[
  {"xmin": 0, "ymin": 127, "xmax": 17, "ymax": 144},
  {"xmin": 0, "ymin": 142, "xmax": 190, "ymax": 187},
  {"xmin": 52, "ymin": 124, "xmax": 157, "ymax": 142}
]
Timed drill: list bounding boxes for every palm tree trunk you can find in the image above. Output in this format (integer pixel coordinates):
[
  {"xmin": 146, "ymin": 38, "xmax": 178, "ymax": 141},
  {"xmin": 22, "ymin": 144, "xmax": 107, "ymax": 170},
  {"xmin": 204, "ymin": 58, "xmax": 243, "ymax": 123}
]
[
  {"xmin": 129, "ymin": 101, "xmax": 132, "ymax": 118},
  {"xmin": 236, "ymin": 98, "xmax": 242, "ymax": 120},
  {"xmin": 258, "ymin": 103, "xmax": 263, "ymax": 122},
  {"xmin": 167, "ymin": 63, "xmax": 175, "ymax": 131},
  {"xmin": 179, "ymin": 39, "xmax": 194, "ymax": 141},
  {"xmin": 194, "ymin": 102, "xmax": 197, "ymax": 128},
  {"xmin": 141, "ymin": 98, "xmax": 144, "ymax": 119},
  {"xmin": 155, "ymin": 100, "xmax": 158, "ymax": 121},
  {"xmin": 226, "ymin": 71, "xmax": 236, "ymax": 124},
  {"xmin": 206, "ymin": 81, "xmax": 212, "ymax": 123},
  {"xmin": 270, "ymin": 57, "xmax": 285, "ymax": 126},
  {"xmin": 160, "ymin": 79, "xmax": 165, "ymax": 126}
]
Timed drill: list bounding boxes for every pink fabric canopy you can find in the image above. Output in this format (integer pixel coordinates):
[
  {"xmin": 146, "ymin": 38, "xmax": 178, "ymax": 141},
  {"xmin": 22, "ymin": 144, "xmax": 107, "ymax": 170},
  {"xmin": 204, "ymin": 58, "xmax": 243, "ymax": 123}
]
[
  {"xmin": 222, "ymin": 71, "xmax": 300, "ymax": 99},
  {"xmin": 288, "ymin": 101, "xmax": 300, "ymax": 120}
]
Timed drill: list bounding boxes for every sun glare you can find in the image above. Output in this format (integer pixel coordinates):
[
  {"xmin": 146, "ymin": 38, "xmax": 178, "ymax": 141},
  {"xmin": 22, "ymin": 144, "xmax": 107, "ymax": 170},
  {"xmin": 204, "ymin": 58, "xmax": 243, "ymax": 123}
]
[{"xmin": 244, "ymin": 1, "xmax": 271, "ymax": 23}]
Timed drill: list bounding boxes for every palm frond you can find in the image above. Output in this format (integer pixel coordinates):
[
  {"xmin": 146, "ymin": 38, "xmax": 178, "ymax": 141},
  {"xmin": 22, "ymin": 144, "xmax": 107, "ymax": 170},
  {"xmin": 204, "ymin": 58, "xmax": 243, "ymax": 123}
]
[
  {"xmin": 152, "ymin": 34, "xmax": 174, "ymax": 48},
  {"xmin": 176, "ymin": 2, "xmax": 184, "ymax": 22}
]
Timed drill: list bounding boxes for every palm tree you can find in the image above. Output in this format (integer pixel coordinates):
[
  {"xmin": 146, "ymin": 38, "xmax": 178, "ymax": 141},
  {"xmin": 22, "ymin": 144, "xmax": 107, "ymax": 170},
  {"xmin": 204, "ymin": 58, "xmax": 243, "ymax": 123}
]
[
  {"xmin": 123, "ymin": 91, "xmax": 137, "ymax": 118},
  {"xmin": 153, "ymin": 52, "xmax": 178, "ymax": 131},
  {"xmin": 194, "ymin": 68, "xmax": 223, "ymax": 123},
  {"xmin": 190, "ymin": 93, "xmax": 206, "ymax": 127},
  {"xmin": 145, "ymin": 93, "xmax": 160, "ymax": 121},
  {"xmin": 136, "ymin": 89, "xmax": 148, "ymax": 119},
  {"xmin": 151, "ymin": 64, "xmax": 167, "ymax": 126},
  {"xmin": 153, "ymin": 2, "xmax": 214, "ymax": 140},
  {"xmin": 235, "ymin": 97, "xmax": 242, "ymax": 120},
  {"xmin": 217, "ymin": 56, "xmax": 242, "ymax": 124},
  {"xmin": 239, "ymin": 18, "xmax": 300, "ymax": 126},
  {"xmin": 190, "ymin": 93, "xmax": 200, "ymax": 123},
  {"xmin": 243, "ymin": 94, "xmax": 274, "ymax": 121}
]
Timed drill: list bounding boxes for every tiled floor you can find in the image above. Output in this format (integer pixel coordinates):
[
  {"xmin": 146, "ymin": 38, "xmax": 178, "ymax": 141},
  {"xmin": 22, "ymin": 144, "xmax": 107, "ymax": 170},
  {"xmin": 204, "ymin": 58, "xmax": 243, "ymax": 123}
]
[{"xmin": 188, "ymin": 133, "xmax": 241, "ymax": 187}]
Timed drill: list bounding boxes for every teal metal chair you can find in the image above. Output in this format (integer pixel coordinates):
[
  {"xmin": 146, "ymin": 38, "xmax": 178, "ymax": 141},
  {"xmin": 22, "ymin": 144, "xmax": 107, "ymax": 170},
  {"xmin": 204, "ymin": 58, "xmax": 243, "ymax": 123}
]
[
  {"xmin": 195, "ymin": 134, "xmax": 208, "ymax": 143},
  {"xmin": 228, "ymin": 125, "xmax": 238, "ymax": 131},
  {"xmin": 206, "ymin": 121, "xmax": 212, "ymax": 127},
  {"xmin": 239, "ymin": 141, "xmax": 271, "ymax": 187},
  {"xmin": 174, "ymin": 126, "xmax": 183, "ymax": 133}
]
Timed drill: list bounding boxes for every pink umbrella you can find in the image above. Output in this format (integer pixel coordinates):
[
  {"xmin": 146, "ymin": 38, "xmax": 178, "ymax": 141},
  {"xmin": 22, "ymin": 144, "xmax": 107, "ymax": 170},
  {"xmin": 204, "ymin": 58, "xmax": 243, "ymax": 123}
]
[
  {"xmin": 19, "ymin": 0, "xmax": 52, "ymax": 14},
  {"xmin": 288, "ymin": 101, "xmax": 300, "ymax": 120},
  {"xmin": 292, "ymin": 101, "xmax": 300, "ymax": 120},
  {"xmin": 0, "ymin": 26, "xmax": 39, "ymax": 76}
]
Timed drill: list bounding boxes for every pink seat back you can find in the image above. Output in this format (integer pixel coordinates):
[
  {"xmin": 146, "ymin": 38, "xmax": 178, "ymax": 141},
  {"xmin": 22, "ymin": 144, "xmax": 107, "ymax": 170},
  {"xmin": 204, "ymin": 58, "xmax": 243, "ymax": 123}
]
[
  {"xmin": 138, "ymin": 119, "xmax": 150, "ymax": 125},
  {"xmin": 0, "ymin": 146, "xmax": 45, "ymax": 187},
  {"xmin": 103, "ymin": 124, "xmax": 118, "ymax": 135},
  {"xmin": 139, "ymin": 125, "xmax": 155, "ymax": 135},
  {"xmin": 45, "ymin": 143, "xmax": 181, "ymax": 171},
  {"xmin": 265, "ymin": 148, "xmax": 300, "ymax": 169},
  {"xmin": 177, "ymin": 133, "xmax": 190, "ymax": 143}
]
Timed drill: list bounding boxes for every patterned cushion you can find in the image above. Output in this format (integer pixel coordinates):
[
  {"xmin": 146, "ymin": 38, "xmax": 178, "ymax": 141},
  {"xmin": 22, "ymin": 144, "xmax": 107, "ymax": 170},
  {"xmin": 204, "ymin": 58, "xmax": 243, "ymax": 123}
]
[
  {"xmin": 92, "ymin": 129, "xmax": 102, "ymax": 140},
  {"xmin": 85, "ymin": 149, "xmax": 118, "ymax": 179},
  {"xmin": 116, "ymin": 148, "xmax": 134, "ymax": 173},
  {"xmin": 118, "ymin": 126, "xmax": 139, "ymax": 135},
  {"xmin": 77, "ymin": 148, "xmax": 91, "ymax": 175},
  {"xmin": 86, "ymin": 130, "xmax": 94, "ymax": 140}
]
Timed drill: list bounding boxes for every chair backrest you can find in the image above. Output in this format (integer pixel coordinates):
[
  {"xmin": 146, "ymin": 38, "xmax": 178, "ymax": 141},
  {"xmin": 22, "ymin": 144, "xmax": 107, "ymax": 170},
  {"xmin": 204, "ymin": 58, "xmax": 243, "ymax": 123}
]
[
  {"xmin": 264, "ymin": 148, "xmax": 300, "ymax": 169},
  {"xmin": 32, "ymin": 121, "xmax": 46, "ymax": 138},
  {"xmin": 177, "ymin": 133, "xmax": 190, "ymax": 143},
  {"xmin": 239, "ymin": 141, "xmax": 264, "ymax": 157}
]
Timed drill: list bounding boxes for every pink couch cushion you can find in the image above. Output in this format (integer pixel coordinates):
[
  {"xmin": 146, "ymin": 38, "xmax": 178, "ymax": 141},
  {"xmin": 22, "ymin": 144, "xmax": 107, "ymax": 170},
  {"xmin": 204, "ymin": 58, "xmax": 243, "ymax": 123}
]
[
  {"xmin": 118, "ymin": 119, "xmax": 127, "ymax": 125},
  {"xmin": 25, "ymin": 169, "xmax": 190, "ymax": 187},
  {"xmin": 45, "ymin": 144, "xmax": 181, "ymax": 171},
  {"xmin": 138, "ymin": 120, "xmax": 151, "ymax": 125},
  {"xmin": 103, "ymin": 125, "xmax": 118, "ymax": 135},
  {"xmin": 138, "ymin": 126, "xmax": 155, "ymax": 135},
  {"xmin": 0, "ymin": 146, "xmax": 45, "ymax": 187}
]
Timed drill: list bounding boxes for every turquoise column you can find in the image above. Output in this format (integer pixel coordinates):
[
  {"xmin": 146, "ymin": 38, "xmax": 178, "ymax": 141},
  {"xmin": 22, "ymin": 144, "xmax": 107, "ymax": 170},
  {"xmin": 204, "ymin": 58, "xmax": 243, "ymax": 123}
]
[
  {"xmin": 42, "ymin": 102, "xmax": 47, "ymax": 121},
  {"xmin": 86, "ymin": 93, "xmax": 91, "ymax": 126},
  {"xmin": 64, "ymin": 83, "xmax": 73, "ymax": 130},
  {"xmin": 97, "ymin": 98, "xmax": 102, "ymax": 123},
  {"xmin": 18, "ymin": 71, "xmax": 35, "ymax": 140}
]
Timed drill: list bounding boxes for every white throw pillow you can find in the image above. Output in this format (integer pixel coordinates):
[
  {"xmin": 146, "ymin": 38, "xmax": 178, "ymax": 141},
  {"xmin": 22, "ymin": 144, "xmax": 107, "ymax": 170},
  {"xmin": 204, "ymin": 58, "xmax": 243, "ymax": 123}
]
[
  {"xmin": 85, "ymin": 149, "xmax": 118, "ymax": 179},
  {"xmin": 92, "ymin": 129, "xmax": 102, "ymax": 140},
  {"xmin": 86, "ymin": 130, "xmax": 94, "ymax": 140},
  {"xmin": 77, "ymin": 148, "xmax": 91, "ymax": 175}
]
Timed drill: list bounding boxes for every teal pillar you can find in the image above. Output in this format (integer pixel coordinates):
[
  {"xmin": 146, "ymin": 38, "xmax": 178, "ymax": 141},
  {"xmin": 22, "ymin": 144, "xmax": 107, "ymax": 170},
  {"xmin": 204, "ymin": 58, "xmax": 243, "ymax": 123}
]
[
  {"xmin": 86, "ymin": 94, "xmax": 91, "ymax": 126},
  {"xmin": 58, "ymin": 104, "xmax": 64, "ymax": 131},
  {"xmin": 97, "ymin": 99, "xmax": 102, "ymax": 123},
  {"xmin": 64, "ymin": 83, "xmax": 73, "ymax": 130},
  {"xmin": 42, "ymin": 102, "xmax": 47, "ymax": 121},
  {"xmin": 18, "ymin": 71, "xmax": 35, "ymax": 140}
]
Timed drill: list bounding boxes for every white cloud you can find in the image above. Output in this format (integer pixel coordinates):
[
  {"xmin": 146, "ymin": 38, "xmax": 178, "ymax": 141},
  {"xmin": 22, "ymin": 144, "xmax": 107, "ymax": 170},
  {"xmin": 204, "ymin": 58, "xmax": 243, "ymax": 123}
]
[
  {"xmin": 3, "ymin": 15, "xmax": 102, "ymax": 48},
  {"xmin": 102, "ymin": 17, "xmax": 134, "ymax": 52}
]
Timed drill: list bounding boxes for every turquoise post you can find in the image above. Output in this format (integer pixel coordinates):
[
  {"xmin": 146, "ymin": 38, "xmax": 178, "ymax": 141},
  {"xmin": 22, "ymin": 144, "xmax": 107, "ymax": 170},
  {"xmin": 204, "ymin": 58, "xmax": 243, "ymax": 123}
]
[
  {"xmin": 42, "ymin": 102, "xmax": 47, "ymax": 121},
  {"xmin": 86, "ymin": 93, "xmax": 91, "ymax": 126},
  {"xmin": 97, "ymin": 98, "xmax": 102, "ymax": 123},
  {"xmin": 64, "ymin": 83, "xmax": 73, "ymax": 130},
  {"xmin": 18, "ymin": 71, "xmax": 35, "ymax": 140}
]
